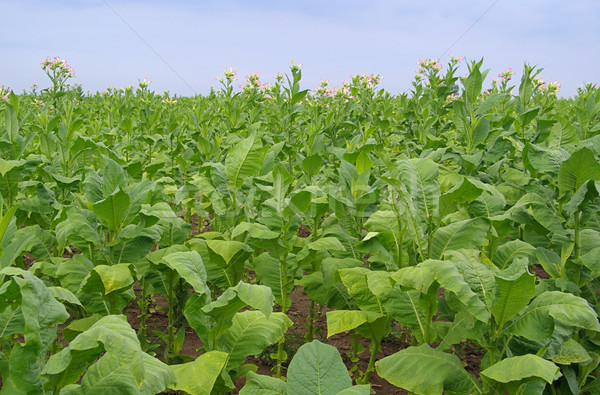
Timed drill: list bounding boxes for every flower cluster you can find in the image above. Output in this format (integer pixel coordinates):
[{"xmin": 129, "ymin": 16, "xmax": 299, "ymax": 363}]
[
  {"xmin": 239, "ymin": 72, "xmax": 264, "ymax": 90},
  {"xmin": 350, "ymin": 73, "xmax": 382, "ymax": 90},
  {"xmin": 498, "ymin": 67, "xmax": 514, "ymax": 82},
  {"xmin": 41, "ymin": 56, "xmax": 76, "ymax": 78},
  {"xmin": 290, "ymin": 61, "xmax": 303, "ymax": 73},
  {"xmin": 138, "ymin": 78, "xmax": 152, "ymax": 89},
  {"xmin": 0, "ymin": 85, "xmax": 11, "ymax": 101},
  {"xmin": 161, "ymin": 97, "xmax": 178, "ymax": 105},
  {"xmin": 30, "ymin": 98, "xmax": 46, "ymax": 107},
  {"xmin": 416, "ymin": 58, "xmax": 443, "ymax": 74},
  {"xmin": 216, "ymin": 67, "xmax": 238, "ymax": 85},
  {"xmin": 445, "ymin": 93, "xmax": 459, "ymax": 103},
  {"xmin": 449, "ymin": 54, "xmax": 464, "ymax": 64},
  {"xmin": 540, "ymin": 79, "xmax": 561, "ymax": 95},
  {"xmin": 274, "ymin": 72, "xmax": 284, "ymax": 83},
  {"xmin": 313, "ymin": 79, "xmax": 352, "ymax": 99}
]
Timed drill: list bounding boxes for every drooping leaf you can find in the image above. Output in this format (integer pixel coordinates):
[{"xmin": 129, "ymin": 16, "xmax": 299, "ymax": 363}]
[
  {"xmin": 481, "ymin": 354, "xmax": 561, "ymax": 384},
  {"xmin": 376, "ymin": 344, "xmax": 480, "ymax": 395},
  {"xmin": 506, "ymin": 291, "xmax": 600, "ymax": 341}
]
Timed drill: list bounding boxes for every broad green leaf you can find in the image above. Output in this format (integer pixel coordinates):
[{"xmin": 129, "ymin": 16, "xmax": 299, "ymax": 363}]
[
  {"xmin": 225, "ymin": 132, "xmax": 265, "ymax": 188},
  {"xmin": 446, "ymin": 249, "xmax": 496, "ymax": 308},
  {"xmin": 338, "ymin": 267, "xmax": 384, "ymax": 313},
  {"xmin": 0, "ymin": 267, "xmax": 69, "ymax": 348},
  {"xmin": 161, "ymin": 251, "xmax": 209, "ymax": 294},
  {"xmin": 253, "ymin": 253, "xmax": 294, "ymax": 307},
  {"xmin": 558, "ymin": 147, "xmax": 600, "ymax": 196},
  {"xmin": 433, "ymin": 310, "xmax": 475, "ymax": 351},
  {"xmin": 92, "ymin": 187, "xmax": 130, "ymax": 232},
  {"xmin": 42, "ymin": 315, "xmax": 174, "ymax": 393},
  {"xmin": 506, "ymin": 291, "xmax": 600, "ymax": 341},
  {"xmin": 287, "ymin": 340, "xmax": 352, "ymax": 395},
  {"xmin": 492, "ymin": 240, "xmax": 536, "ymax": 270},
  {"xmin": 438, "ymin": 178, "xmax": 483, "ymax": 220},
  {"xmin": 218, "ymin": 311, "xmax": 292, "ymax": 370},
  {"xmin": 431, "ymin": 217, "xmax": 490, "ymax": 259},
  {"xmin": 302, "ymin": 154, "xmax": 323, "ymax": 178},
  {"xmin": 209, "ymin": 280, "xmax": 274, "ymax": 317},
  {"xmin": 325, "ymin": 310, "xmax": 385, "ymax": 337},
  {"xmin": 170, "ymin": 351, "xmax": 228, "ymax": 395},
  {"xmin": 240, "ymin": 371, "xmax": 287, "ymax": 394},
  {"xmin": 205, "ymin": 239, "xmax": 252, "ymax": 264},
  {"xmin": 523, "ymin": 143, "xmax": 568, "ymax": 177},
  {"xmin": 82, "ymin": 264, "xmax": 134, "ymax": 295},
  {"xmin": 376, "ymin": 344, "xmax": 480, "ymax": 395},
  {"xmin": 491, "ymin": 259, "xmax": 536, "ymax": 329},
  {"xmin": 396, "ymin": 158, "xmax": 439, "ymax": 224},
  {"xmin": 335, "ymin": 385, "xmax": 371, "ymax": 394},
  {"xmin": 308, "ymin": 237, "xmax": 345, "ymax": 252},
  {"xmin": 393, "ymin": 260, "xmax": 489, "ymax": 323},
  {"xmin": 481, "ymin": 354, "xmax": 560, "ymax": 384},
  {"xmin": 552, "ymin": 338, "xmax": 592, "ymax": 365}
]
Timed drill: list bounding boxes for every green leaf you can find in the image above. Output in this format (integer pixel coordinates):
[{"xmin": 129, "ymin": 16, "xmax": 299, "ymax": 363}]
[
  {"xmin": 376, "ymin": 344, "xmax": 480, "ymax": 395},
  {"xmin": 552, "ymin": 338, "xmax": 592, "ymax": 365},
  {"xmin": 393, "ymin": 260, "xmax": 489, "ymax": 323},
  {"xmin": 161, "ymin": 251, "xmax": 209, "ymax": 295},
  {"xmin": 42, "ymin": 315, "xmax": 174, "ymax": 394},
  {"xmin": 302, "ymin": 154, "xmax": 323, "ymax": 178},
  {"xmin": 506, "ymin": 291, "xmax": 600, "ymax": 341},
  {"xmin": 492, "ymin": 240, "xmax": 536, "ymax": 270},
  {"xmin": 491, "ymin": 259, "xmax": 536, "ymax": 329},
  {"xmin": 170, "ymin": 351, "xmax": 228, "ymax": 395},
  {"xmin": 92, "ymin": 187, "xmax": 130, "ymax": 232},
  {"xmin": 558, "ymin": 147, "xmax": 600, "ymax": 196},
  {"xmin": 206, "ymin": 239, "xmax": 253, "ymax": 264},
  {"xmin": 83, "ymin": 264, "xmax": 134, "ymax": 295},
  {"xmin": 308, "ymin": 237, "xmax": 345, "ymax": 252},
  {"xmin": 225, "ymin": 132, "xmax": 265, "ymax": 188},
  {"xmin": 253, "ymin": 253, "xmax": 294, "ymax": 307},
  {"xmin": 240, "ymin": 371, "xmax": 287, "ymax": 394},
  {"xmin": 481, "ymin": 354, "xmax": 561, "ymax": 384},
  {"xmin": 396, "ymin": 158, "xmax": 439, "ymax": 224},
  {"xmin": 287, "ymin": 340, "xmax": 352, "ymax": 395},
  {"xmin": 218, "ymin": 311, "xmax": 292, "ymax": 371},
  {"xmin": 438, "ymin": 178, "xmax": 483, "ymax": 220},
  {"xmin": 431, "ymin": 217, "xmax": 490, "ymax": 259},
  {"xmin": 355, "ymin": 151, "xmax": 373, "ymax": 175},
  {"xmin": 325, "ymin": 310, "xmax": 386, "ymax": 337},
  {"xmin": 201, "ymin": 281, "xmax": 274, "ymax": 328}
]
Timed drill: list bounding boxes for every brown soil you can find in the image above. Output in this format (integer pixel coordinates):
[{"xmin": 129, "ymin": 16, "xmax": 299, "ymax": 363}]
[{"xmin": 531, "ymin": 264, "xmax": 550, "ymax": 279}]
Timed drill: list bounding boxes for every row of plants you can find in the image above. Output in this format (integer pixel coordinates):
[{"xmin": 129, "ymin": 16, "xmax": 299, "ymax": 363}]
[{"xmin": 0, "ymin": 56, "xmax": 599, "ymax": 394}]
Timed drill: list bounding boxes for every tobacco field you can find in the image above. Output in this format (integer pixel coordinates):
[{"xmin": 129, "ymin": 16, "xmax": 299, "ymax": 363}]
[{"xmin": 1, "ymin": 57, "xmax": 600, "ymax": 394}]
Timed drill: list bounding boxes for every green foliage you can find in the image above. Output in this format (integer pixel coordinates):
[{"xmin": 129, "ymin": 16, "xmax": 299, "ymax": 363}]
[{"xmin": 1, "ymin": 58, "xmax": 600, "ymax": 393}]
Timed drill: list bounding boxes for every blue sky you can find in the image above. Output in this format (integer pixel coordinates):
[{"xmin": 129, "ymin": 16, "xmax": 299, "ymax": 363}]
[{"xmin": 1, "ymin": 0, "xmax": 598, "ymax": 97}]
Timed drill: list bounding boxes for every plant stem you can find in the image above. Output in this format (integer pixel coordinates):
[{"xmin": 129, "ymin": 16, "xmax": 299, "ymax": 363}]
[
  {"xmin": 166, "ymin": 271, "xmax": 175, "ymax": 364},
  {"xmin": 359, "ymin": 339, "xmax": 380, "ymax": 385},
  {"xmin": 305, "ymin": 300, "xmax": 315, "ymax": 342}
]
